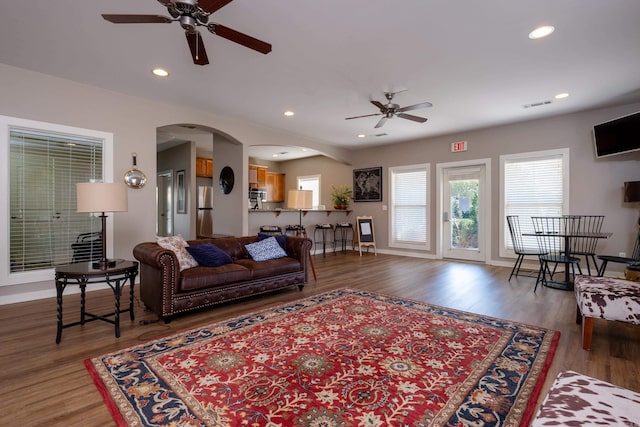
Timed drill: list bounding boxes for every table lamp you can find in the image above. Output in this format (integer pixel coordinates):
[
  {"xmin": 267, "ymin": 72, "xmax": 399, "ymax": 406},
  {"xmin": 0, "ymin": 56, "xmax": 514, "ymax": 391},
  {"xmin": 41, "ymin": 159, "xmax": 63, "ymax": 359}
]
[
  {"xmin": 76, "ymin": 182, "xmax": 128, "ymax": 269},
  {"xmin": 287, "ymin": 188, "xmax": 313, "ymax": 231},
  {"xmin": 624, "ymin": 180, "xmax": 640, "ymax": 226}
]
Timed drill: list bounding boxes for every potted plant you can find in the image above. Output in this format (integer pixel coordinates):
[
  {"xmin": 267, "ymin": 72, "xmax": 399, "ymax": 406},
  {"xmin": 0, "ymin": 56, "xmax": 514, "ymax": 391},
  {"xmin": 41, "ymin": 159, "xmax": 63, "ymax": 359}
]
[{"xmin": 330, "ymin": 184, "xmax": 352, "ymax": 209}]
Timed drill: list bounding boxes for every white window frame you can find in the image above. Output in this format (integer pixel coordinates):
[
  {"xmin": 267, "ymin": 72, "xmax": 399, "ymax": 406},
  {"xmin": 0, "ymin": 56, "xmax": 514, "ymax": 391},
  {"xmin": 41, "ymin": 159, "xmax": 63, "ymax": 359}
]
[
  {"xmin": 0, "ymin": 115, "xmax": 113, "ymax": 286},
  {"xmin": 499, "ymin": 148, "xmax": 570, "ymax": 258},
  {"xmin": 389, "ymin": 163, "xmax": 430, "ymax": 250},
  {"xmin": 297, "ymin": 174, "xmax": 321, "ymax": 209}
]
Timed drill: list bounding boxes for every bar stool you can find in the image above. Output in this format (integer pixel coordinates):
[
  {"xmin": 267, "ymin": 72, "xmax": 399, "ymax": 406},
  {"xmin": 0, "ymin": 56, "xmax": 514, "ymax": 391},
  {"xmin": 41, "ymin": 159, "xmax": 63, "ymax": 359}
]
[
  {"xmin": 259, "ymin": 225, "xmax": 282, "ymax": 236},
  {"xmin": 285, "ymin": 225, "xmax": 306, "ymax": 237},
  {"xmin": 314, "ymin": 224, "xmax": 334, "ymax": 256},
  {"xmin": 333, "ymin": 223, "xmax": 354, "ymax": 253}
]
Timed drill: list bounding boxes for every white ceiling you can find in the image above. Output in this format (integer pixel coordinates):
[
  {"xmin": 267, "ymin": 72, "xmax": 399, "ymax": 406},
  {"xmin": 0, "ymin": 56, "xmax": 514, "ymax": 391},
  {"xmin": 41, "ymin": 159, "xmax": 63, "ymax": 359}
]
[{"xmin": 1, "ymin": 1, "xmax": 640, "ymax": 161}]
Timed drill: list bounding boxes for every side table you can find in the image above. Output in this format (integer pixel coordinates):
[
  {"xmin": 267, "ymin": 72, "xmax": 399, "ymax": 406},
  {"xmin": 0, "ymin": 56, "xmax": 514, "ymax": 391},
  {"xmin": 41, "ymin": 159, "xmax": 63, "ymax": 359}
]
[{"xmin": 55, "ymin": 259, "xmax": 138, "ymax": 343}]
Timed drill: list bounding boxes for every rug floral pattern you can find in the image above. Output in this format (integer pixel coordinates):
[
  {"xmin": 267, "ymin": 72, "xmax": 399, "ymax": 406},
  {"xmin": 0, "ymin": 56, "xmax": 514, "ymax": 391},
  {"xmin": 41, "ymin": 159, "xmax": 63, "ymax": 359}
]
[{"xmin": 86, "ymin": 289, "xmax": 559, "ymax": 426}]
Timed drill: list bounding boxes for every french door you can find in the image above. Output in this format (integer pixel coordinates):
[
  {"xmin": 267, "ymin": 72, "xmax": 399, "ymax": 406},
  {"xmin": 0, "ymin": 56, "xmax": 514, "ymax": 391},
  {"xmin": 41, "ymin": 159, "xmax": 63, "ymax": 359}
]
[{"xmin": 439, "ymin": 161, "xmax": 489, "ymax": 262}]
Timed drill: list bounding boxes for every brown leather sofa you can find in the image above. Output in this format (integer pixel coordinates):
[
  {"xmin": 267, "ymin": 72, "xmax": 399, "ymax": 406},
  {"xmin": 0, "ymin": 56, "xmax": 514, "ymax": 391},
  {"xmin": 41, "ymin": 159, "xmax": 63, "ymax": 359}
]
[{"xmin": 133, "ymin": 235, "xmax": 312, "ymax": 322}]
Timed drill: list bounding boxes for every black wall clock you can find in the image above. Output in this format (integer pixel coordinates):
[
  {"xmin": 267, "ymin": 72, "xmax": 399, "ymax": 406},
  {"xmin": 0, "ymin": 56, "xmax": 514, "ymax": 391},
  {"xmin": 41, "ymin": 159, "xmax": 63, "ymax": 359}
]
[{"xmin": 219, "ymin": 166, "xmax": 234, "ymax": 194}]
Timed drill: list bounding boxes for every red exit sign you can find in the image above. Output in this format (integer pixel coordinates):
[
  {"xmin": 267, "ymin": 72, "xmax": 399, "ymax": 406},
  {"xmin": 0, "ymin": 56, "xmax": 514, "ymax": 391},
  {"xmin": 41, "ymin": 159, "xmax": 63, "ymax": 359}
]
[{"xmin": 451, "ymin": 141, "xmax": 467, "ymax": 152}]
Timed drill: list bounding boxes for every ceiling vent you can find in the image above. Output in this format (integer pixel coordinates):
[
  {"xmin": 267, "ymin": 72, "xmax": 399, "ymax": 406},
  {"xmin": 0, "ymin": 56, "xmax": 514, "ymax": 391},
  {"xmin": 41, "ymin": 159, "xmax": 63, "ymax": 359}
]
[
  {"xmin": 375, "ymin": 133, "xmax": 388, "ymax": 137},
  {"xmin": 523, "ymin": 100, "xmax": 552, "ymax": 109}
]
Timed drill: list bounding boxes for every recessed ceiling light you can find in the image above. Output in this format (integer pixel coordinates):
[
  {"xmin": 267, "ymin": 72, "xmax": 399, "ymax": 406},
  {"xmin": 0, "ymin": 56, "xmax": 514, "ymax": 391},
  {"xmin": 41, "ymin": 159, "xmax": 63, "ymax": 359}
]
[
  {"xmin": 529, "ymin": 25, "xmax": 555, "ymax": 40},
  {"xmin": 283, "ymin": 111, "xmax": 295, "ymax": 117},
  {"xmin": 555, "ymin": 92, "xmax": 570, "ymax": 99},
  {"xmin": 357, "ymin": 134, "xmax": 366, "ymax": 138},
  {"xmin": 152, "ymin": 68, "xmax": 169, "ymax": 77}
]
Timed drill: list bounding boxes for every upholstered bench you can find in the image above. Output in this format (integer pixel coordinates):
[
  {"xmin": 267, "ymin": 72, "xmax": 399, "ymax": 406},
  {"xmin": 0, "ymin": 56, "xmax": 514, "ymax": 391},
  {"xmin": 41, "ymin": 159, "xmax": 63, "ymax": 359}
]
[
  {"xmin": 574, "ymin": 275, "xmax": 640, "ymax": 350},
  {"xmin": 531, "ymin": 371, "xmax": 640, "ymax": 426}
]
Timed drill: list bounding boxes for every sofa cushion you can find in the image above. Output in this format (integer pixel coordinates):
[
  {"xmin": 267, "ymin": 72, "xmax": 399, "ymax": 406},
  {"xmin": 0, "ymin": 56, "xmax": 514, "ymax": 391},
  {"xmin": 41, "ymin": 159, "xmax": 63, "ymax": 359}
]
[
  {"xmin": 235, "ymin": 257, "xmax": 301, "ymax": 279},
  {"xmin": 179, "ymin": 264, "xmax": 252, "ymax": 292},
  {"xmin": 208, "ymin": 237, "xmax": 254, "ymax": 260},
  {"xmin": 186, "ymin": 243, "xmax": 233, "ymax": 267},
  {"xmin": 258, "ymin": 232, "xmax": 287, "ymax": 250},
  {"xmin": 245, "ymin": 237, "xmax": 287, "ymax": 261},
  {"xmin": 156, "ymin": 234, "xmax": 198, "ymax": 271}
]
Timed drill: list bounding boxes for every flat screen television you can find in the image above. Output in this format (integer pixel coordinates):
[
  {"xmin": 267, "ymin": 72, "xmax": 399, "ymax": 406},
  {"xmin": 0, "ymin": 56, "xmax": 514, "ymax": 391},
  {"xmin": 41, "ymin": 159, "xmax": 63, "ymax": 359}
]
[{"xmin": 593, "ymin": 110, "xmax": 640, "ymax": 158}]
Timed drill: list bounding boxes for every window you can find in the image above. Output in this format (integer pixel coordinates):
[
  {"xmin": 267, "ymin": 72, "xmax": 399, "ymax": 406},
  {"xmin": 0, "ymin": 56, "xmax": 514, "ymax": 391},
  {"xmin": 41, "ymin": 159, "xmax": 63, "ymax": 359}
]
[
  {"xmin": 389, "ymin": 164, "xmax": 430, "ymax": 250},
  {"xmin": 297, "ymin": 175, "xmax": 321, "ymax": 209},
  {"xmin": 1, "ymin": 115, "xmax": 112, "ymax": 285},
  {"xmin": 500, "ymin": 148, "xmax": 569, "ymax": 256}
]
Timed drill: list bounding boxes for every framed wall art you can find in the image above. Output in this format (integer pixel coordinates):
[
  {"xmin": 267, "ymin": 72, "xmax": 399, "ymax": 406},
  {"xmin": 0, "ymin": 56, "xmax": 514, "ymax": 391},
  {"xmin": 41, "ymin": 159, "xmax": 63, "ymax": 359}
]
[{"xmin": 353, "ymin": 166, "xmax": 382, "ymax": 202}]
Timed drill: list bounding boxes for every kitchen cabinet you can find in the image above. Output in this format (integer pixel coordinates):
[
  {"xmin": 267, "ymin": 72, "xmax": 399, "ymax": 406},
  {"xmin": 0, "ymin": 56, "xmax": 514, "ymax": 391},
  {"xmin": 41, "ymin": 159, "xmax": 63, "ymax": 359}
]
[
  {"xmin": 249, "ymin": 164, "xmax": 267, "ymax": 188},
  {"xmin": 266, "ymin": 172, "xmax": 286, "ymax": 202},
  {"xmin": 196, "ymin": 157, "xmax": 213, "ymax": 178}
]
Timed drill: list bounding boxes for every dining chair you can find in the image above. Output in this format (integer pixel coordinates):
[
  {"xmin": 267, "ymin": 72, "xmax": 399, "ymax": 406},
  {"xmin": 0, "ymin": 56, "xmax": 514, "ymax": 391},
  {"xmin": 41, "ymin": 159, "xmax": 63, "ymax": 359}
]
[
  {"xmin": 506, "ymin": 215, "xmax": 547, "ymax": 280},
  {"xmin": 531, "ymin": 216, "xmax": 581, "ymax": 291},
  {"xmin": 566, "ymin": 215, "xmax": 605, "ymax": 276},
  {"xmin": 597, "ymin": 229, "xmax": 640, "ymax": 276}
]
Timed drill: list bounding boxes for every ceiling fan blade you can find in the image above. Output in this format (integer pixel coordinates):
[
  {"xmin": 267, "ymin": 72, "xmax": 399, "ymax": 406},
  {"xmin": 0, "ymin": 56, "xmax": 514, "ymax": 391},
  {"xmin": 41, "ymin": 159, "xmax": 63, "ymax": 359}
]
[
  {"xmin": 398, "ymin": 101, "xmax": 433, "ymax": 113},
  {"xmin": 397, "ymin": 113, "xmax": 428, "ymax": 123},
  {"xmin": 102, "ymin": 14, "xmax": 172, "ymax": 24},
  {"xmin": 198, "ymin": 0, "xmax": 235, "ymax": 14},
  {"xmin": 345, "ymin": 113, "xmax": 382, "ymax": 120},
  {"xmin": 186, "ymin": 31, "xmax": 210, "ymax": 65},
  {"xmin": 208, "ymin": 23, "xmax": 272, "ymax": 54},
  {"xmin": 370, "ymin": 100, "xmax": 386, "ymax": 111},
  {"xmin": 375, "ymin": 116, "xmax": 388, "ymax": 128}
]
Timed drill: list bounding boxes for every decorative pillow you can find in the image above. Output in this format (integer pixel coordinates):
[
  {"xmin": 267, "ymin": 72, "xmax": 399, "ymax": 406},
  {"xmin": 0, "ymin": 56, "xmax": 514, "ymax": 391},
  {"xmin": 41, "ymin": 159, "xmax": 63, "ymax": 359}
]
[
  {"xmin": 186, "ymin": 243, "xmax": 233, "ymax": 267},
  {"xmin": 156, "ymin": 234, "xmax": 198, "ymax": 271},
  {"xmin": 258, "ymin": 232, "xmax": 287, "ymax": 250},
  {"xmin": 245, "ymin": 236, "xmax": 288, "ymax": 261}
]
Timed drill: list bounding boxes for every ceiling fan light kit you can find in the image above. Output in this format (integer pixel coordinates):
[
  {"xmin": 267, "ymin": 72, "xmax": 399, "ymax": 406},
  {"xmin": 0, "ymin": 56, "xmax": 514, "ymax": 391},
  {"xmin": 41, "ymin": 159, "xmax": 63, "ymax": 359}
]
[
  {"xmin": 102, "ymin": 0, "xmax": 272, "ymax": 66},
  {"xmin": 345, "ymin": 91, "xmax": 433, "ymax": 128}
]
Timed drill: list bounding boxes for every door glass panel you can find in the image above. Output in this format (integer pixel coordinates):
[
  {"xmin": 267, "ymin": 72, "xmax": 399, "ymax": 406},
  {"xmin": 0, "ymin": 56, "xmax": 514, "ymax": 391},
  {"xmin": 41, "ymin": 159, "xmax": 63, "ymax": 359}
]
[{"xmin": 449, "ymin": 178, "xmax": 479, "ymax": 250}]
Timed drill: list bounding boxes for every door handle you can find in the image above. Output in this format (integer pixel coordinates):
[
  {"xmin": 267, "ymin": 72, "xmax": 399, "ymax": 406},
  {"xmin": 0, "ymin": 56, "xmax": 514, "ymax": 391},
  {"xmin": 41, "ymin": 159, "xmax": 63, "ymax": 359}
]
[{"xmin": 443, "ymin": 212, "xmax": 449, "ymax": 222}]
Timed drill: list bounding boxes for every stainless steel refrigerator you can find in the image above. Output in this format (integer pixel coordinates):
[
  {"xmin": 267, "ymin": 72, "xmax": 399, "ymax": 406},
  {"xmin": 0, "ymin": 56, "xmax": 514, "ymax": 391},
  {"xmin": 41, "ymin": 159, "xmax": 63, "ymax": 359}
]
[{"xmin": 197, "ymin": 185, "xmax": 214, "ymax": 238}]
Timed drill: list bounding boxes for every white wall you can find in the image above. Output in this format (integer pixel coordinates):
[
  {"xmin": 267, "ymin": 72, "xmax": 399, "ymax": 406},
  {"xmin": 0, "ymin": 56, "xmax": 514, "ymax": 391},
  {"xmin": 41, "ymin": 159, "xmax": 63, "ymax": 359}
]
[
  {"xmin": 1, "ymin": 61, "xmax": 638, "ymax": 302},
  {"xmin": 347, "ymin": 103, "xmax": 640, "ymax": 267},
  {"xmin": 0, "ymin": 63, "xmax": 350, "ymax": 303}
]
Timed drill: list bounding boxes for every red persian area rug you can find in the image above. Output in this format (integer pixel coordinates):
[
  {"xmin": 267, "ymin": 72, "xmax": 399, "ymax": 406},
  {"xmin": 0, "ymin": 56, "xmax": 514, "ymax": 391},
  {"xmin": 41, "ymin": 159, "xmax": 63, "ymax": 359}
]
[{"xmin": 85, "ymin": 288, "xmax": 559, "ymax": 426}]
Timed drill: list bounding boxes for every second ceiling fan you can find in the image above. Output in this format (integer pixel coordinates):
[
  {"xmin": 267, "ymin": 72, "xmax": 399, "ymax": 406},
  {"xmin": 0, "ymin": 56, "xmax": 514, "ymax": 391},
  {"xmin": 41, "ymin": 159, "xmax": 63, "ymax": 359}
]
[
  {"xmin": 346, "ymin": 91, "xmax": 432, "ymax": 128},
  {"xmin": 102, "ymin": 0, "xmax": 272, "ymax": 66}
]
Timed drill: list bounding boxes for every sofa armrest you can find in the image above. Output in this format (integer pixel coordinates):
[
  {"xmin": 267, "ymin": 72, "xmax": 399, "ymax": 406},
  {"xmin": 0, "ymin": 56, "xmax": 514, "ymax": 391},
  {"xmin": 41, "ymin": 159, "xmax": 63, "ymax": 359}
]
[
  {"xmin": 133, "ymin": 242, "xmax": 181, "ymax": 317},
  {"xmin": 285, "ymin": 236, "xmax": 313, "ymax": 281}
]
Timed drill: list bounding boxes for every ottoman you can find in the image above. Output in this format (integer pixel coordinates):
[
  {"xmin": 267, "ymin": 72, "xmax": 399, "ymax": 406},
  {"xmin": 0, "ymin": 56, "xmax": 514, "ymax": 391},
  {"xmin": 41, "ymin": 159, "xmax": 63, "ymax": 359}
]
[
  {"xmin": 574, "ymin": 275, "xmax": 640, "ymax": 349},
  {"xmin": 531, "ymin": 371, "xmax": 640, "ymax": 426}
]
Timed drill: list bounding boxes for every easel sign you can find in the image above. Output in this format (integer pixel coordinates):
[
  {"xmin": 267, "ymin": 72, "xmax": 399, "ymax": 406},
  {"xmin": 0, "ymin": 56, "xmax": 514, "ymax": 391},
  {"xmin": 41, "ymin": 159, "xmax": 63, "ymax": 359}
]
[{"xmin": 356, "ymin": 216, "xmax": 377, "ymax": 256}]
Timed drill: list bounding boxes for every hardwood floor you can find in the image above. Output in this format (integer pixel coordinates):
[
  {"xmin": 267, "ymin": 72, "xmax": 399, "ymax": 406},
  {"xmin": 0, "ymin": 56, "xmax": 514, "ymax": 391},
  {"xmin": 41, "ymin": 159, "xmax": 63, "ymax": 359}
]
[{"xmin": 1, "ymin": 252, "xmax": 638, "ymax": 426}]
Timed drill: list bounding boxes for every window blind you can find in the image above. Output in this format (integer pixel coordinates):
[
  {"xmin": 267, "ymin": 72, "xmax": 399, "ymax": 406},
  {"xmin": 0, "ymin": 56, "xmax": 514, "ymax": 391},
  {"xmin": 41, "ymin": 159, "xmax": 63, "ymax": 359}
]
[
  {"xmin": 390, "ymin": 165, "xmax": 429, "ymax": 248},
  {"xmin": 9, "ymin": 128, "xmax": 103, "ymax": 272},
  {"xmin": 503, "ymin": 153, "xmax": 565, "ymax": 250}
]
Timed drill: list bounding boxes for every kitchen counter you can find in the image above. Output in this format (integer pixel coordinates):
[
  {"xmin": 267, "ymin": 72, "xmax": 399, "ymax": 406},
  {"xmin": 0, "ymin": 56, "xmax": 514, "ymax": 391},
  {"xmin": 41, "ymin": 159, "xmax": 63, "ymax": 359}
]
[{"xmin": 249, "ymin": 209, "xmax": 352, "ymax": 217}]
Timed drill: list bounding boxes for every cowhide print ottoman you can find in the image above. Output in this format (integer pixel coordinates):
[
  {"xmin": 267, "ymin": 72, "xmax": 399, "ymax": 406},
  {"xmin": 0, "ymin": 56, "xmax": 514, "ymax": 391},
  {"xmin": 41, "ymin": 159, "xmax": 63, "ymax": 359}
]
[
  {"xmin": 574, "ymin": 275, "xmax": 640, "ymax": 350},
  {"xmin": 531, "ymin": 371, "xmax": 640, "ymax": 427}
]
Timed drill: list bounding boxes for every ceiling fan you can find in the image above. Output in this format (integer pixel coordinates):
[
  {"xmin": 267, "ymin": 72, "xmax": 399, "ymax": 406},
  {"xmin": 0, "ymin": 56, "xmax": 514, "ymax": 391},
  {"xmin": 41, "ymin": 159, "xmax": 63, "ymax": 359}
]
[
  {"xmin": 345, "ymin": 91, "xmax": 433, "ymax": 128},
  {"xmin": 101, "ymin": 0, "xmax": 272, "ymax": 66}
]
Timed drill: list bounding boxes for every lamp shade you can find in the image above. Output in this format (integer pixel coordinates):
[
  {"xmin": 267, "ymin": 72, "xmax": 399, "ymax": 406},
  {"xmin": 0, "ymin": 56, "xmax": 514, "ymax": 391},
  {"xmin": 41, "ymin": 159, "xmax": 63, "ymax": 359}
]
[
  {"xmin": 624, "ymin": 181, "xmax": 640, "ymax": 203},
  {"xmin": 287, "ymin": 189, "xmax": 313, "ymax": 210},
  {"xmin": 77, "ymin": 182, "xmax": 128, "ymax": 213}
]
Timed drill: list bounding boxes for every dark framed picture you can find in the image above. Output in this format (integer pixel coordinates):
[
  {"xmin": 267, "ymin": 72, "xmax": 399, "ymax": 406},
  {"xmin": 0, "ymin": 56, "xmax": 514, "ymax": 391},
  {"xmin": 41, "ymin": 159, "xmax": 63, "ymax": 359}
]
[
  {"xmin": 353, "ymin": 167, "xmax": 382, "ymax": 202},
  {"xmin": 176, "ymin": 170, "xmax": 186, "ymax": 214}
]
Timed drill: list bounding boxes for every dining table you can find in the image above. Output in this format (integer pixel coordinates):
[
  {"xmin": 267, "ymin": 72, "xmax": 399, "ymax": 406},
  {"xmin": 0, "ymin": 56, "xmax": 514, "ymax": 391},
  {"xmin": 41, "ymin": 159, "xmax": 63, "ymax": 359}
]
[{"xmin": 522, "ymin": 230, "xmax": 612, "ymax": 290}]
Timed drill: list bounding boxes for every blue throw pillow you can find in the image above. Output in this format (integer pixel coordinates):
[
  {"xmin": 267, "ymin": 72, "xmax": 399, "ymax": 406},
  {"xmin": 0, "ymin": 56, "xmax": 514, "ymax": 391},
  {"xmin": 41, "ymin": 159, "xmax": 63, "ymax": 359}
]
[
  {"xmin": 258, "ymin": 232, "xmax": 287, "ymax": 250},
  {"xmin": 186, "ymin": 243, "xmax": 233, "ymax": 267},
  {"xmin": 245, "ymin": 236, "xmax": 288, "ymax": 261}
]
